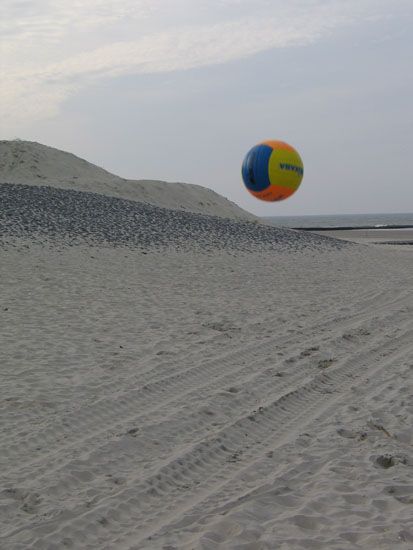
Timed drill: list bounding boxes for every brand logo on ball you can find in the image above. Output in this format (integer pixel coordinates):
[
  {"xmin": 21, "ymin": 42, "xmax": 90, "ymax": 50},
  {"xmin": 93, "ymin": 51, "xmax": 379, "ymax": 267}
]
[{"xmin": 279, "ymin": 163, "xmax": 304, "ymax": 176}]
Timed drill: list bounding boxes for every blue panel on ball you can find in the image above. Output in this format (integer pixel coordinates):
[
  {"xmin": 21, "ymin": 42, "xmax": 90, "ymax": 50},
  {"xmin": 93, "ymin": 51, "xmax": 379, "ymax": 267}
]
[{"xmin": 241, "ymin": 144, "xmax": 272, "ymax": 192}]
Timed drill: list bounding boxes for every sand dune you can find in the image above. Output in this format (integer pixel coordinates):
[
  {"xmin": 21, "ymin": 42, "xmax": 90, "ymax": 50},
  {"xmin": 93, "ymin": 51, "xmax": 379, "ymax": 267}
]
[
  {"xmin": 0, "ymin": 147, "xmax": 412, "ymax": 549},
  {"xmin": 0, "ymin": 140, "xmax": 257, "ymax": 221}
]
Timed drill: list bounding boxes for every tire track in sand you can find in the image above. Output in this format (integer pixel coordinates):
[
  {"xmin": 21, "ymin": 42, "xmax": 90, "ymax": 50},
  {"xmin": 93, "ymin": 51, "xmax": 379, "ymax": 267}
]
[
  {"xmin": 1, "ymin": 288, "xmax": 406, "ymax": 486},
  {"xmin": 3, "ymin": 315, "xmax": 411, "ymax": 549}
]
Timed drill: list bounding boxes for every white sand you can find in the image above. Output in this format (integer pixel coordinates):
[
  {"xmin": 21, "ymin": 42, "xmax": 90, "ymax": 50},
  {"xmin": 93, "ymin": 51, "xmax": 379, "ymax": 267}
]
[
  {"xmin": 0, "ymin": 140, "xmax": 257, "ymax": 221},
  {"xmin": 1, "ymin": 141, "xmax": 412, "ymax": 548},
  {"xmin": 1, "ymin": 241, "xmax": 412, "ymax": 549}
]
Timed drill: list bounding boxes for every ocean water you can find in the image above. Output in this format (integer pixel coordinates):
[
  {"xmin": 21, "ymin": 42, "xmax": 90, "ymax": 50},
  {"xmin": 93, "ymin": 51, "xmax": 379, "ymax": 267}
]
[{"xmin": 263, "ymin": 212, "xmax": 413, "ymax": 229}]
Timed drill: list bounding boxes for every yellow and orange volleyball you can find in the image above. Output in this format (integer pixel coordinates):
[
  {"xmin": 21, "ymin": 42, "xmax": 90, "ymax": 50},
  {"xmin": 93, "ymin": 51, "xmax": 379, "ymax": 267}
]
[{"xmin": 241, "ymin": 140, "xmax": 304, "ymax": 201}]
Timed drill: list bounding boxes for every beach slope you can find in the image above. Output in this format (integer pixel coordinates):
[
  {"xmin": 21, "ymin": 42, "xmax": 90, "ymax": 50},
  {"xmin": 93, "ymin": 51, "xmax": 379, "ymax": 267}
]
[
  {"xmin": 0, "ymin": 140, "xmax": 257, "ymax": 221},
  {"xmin": 1, "ymin": 146, "xmax": 412, "ymax": 549}
]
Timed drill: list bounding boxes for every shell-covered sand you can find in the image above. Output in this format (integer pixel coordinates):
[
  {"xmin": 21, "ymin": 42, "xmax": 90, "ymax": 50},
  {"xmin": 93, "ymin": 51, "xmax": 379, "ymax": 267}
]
[
  {"xmin": 0, "ymin": 140, "xmax": 257, "ymax": 221},
  {"xmin": 1, "ymin": 142, "xmax": 412, "ymax": 549}
]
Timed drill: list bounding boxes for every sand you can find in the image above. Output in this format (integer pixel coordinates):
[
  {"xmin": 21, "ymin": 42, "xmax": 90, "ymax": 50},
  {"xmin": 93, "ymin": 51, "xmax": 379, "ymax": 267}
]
[
  {"xmin": 1, "ymin": 142, "xmax": 412, "ymax": 549},
  {"xmin": 312, "ymin": 228, "xmax": 413, "ymax": 247},
  {"xmin": 1, "ymin": 241, "xmax": 412, "ymax": 549},
  {"xmin": 0, "ymin": 140, "xmax": 257, "ymax": 221}
]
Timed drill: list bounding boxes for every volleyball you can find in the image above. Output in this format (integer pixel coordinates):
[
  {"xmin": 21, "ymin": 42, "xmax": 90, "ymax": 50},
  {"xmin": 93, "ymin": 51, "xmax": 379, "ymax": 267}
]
[{"xmin": 242, "ymin": 140, "xmax": 304, "ymax": 202}]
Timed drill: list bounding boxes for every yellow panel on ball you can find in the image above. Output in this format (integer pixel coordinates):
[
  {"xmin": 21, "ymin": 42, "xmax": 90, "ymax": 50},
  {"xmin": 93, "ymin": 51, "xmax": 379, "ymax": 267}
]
[{"xmin": 268, "ymin": 144, "xmax": 303, "ymax": 191}]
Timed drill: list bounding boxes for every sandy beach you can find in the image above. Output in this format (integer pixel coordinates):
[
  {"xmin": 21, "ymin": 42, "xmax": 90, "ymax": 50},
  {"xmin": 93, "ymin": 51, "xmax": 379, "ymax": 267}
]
[
  {"xmin": 311, "ymin": 228, "xmax": 413, "ymax": 247},
  {"xmin": 1, "ymin": 142, "xmax": 412, "ymax": 549}
]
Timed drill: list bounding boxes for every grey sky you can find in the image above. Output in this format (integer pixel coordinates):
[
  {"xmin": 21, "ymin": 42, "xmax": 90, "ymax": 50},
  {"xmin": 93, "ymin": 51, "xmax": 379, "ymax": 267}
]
[{"xmin": 2, "ymin": 0, "xmax": 412, "ymax": 216}]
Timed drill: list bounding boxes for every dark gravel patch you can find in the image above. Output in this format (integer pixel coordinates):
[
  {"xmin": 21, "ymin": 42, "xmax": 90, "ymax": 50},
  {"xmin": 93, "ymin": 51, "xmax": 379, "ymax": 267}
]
[{"xmin": 0, "ymin": 183, "xmax": 349, "ymax": 252}]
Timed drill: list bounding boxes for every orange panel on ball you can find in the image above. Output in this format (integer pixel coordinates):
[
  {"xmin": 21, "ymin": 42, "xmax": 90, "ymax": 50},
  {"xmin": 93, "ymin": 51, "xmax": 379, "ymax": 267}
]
[
  {"xmin": 248, "ymin": 185, "xmax": 295, "ymax": 202},
  {"xmin": 261, "ymin": 140, "xmax": 297, "ymax": 153}
]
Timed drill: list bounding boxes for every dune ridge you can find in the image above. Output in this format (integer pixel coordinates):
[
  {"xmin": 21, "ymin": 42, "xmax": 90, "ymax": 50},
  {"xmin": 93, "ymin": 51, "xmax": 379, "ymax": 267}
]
[
  {"xmin": 0, "ymin": 182, "xmax": 345, "ymax": 253},
  {"xmin": 0, "ymin": 140, "xmax": 257, "ymax": 221}
]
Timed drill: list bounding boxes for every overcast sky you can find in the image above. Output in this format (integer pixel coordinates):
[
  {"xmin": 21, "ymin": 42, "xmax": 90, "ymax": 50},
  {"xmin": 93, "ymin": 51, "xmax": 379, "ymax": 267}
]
[{"xmin": 2, "ymin": 0, "xmax": 412, "ymax": 216}]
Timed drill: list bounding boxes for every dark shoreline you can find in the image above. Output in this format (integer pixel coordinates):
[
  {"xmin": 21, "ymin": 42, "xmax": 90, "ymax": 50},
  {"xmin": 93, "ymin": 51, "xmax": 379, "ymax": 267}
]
[
  {"xmin": 373, "ymin": 241, "xmax": 413, "ymax": 245},
  {"xmin": 294, "ymin": 224, "xmax": 413, "ymax": 231}
]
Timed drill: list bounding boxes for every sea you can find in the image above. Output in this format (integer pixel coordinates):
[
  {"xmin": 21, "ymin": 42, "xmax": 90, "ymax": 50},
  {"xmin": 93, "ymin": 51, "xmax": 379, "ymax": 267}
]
[{"xmin": 263, "ymin": 212, "xmax": 413, "ymax": 230}]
